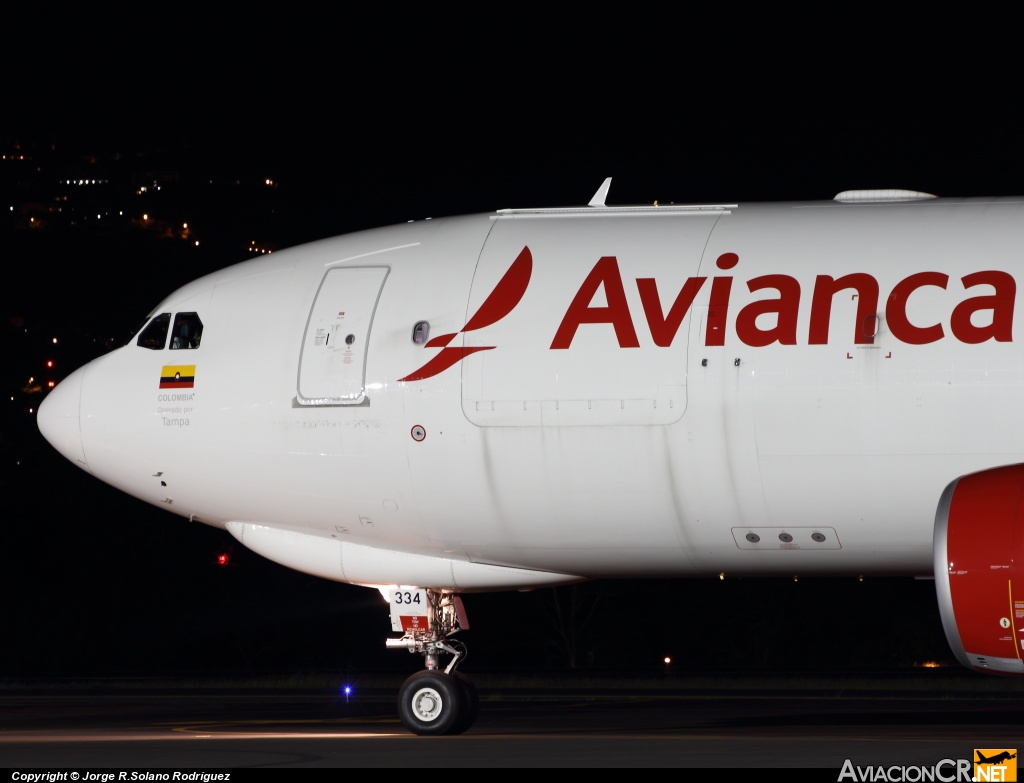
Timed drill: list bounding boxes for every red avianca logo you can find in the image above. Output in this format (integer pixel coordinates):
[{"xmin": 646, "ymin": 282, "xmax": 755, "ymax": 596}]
[
  {"xmin": 400, "ymin": 247, "xmax": 1016, "ymax": 382},
  {"xmin": 398, "ymin": 247, "xmax": 533, "ymax": 382}
]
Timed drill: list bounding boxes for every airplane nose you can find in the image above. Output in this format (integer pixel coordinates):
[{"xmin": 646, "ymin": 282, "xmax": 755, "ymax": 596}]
[{"xmin": 37, "ymin": 364, "xmax": 91, "ymax": 474}]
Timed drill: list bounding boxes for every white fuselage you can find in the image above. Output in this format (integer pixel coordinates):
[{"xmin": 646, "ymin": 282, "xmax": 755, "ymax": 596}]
[{"xmin": 39, "ymin": 196, "xmax": 1024, "ymax": 589}]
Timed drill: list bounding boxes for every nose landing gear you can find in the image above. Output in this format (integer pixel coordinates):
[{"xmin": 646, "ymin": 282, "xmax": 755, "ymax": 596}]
[
  {"xmin": 398, "ymin": 669, "xmax": 478, "ymax": 735},
  {"xmin": 386, "ymin": 588, "xmax": 477, "ymax": 735}
]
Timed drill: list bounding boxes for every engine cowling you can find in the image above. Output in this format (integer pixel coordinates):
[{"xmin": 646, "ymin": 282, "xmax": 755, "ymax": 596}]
[{"xmin": 935, "ymin": 464, "xmax": 1024, "ymax": 674}]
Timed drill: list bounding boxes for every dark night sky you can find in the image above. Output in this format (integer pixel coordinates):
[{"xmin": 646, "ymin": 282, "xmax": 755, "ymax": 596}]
[{"xmin": 3, "ymin": 17, "xmax": 1023, "ymax": 679}]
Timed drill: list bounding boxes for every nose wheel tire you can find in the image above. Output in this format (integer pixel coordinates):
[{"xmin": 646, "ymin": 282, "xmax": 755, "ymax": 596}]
[
  {"xmin": 450, "ymin": 671, "xmax": 478, "ymax": 735},
  {"xmin": 398, "ymin": 670, "xmax": 463, "ymax": 735}
]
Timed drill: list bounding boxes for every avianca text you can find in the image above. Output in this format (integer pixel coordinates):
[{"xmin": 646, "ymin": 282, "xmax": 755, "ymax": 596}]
[{"xmin": 551, "ymin": 254, "xmax": 1015, "ymax": 348}]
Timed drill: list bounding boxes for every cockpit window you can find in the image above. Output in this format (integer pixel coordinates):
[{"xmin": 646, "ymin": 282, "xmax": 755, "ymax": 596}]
[
  {"xmin": 137, "ymin": 313, "xmax": 171, "ymax": 350},
  {"xmin": 170, "ymin": 312, "xmax": 203, "ymax": 350}
]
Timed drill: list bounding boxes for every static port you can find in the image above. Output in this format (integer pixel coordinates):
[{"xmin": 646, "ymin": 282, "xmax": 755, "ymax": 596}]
[
  {"xmin": 811, "ymin": 532, "xmax": 826, "ymax": 542},
  {"xmin": 745, "ymin": 532, "xmax": 760, "ymax": 543},
  {"xmin": 779, "ymin": 532, "xmax": 794, "ymax": 543}
]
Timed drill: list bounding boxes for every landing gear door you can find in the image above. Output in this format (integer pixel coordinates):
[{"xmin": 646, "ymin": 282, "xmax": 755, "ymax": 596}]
[
  {"xmin": 297, "ymin": 267, "xmax": 388, "ymax": 406},
  {"xmin": 390, "ymin": 588, "xmax": 429, "ymax": 633}
]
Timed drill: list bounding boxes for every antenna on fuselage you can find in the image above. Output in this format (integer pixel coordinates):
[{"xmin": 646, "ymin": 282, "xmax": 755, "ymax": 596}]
[{"xmin": 588, "ymin": 177, "xmax": 612, "ymax": 207}]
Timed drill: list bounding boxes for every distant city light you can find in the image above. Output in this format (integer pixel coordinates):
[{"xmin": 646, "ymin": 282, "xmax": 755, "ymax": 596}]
[
  {"xmin": 143, "ymin": 214, "xmax": 149, "ymax": 221},
  {"xmin": 195, "ymin": 241, "xmax": 199, "ymax": 246},
  {"xmin": 182, "ymin": 222, "xmax": 188, "ymax": 229},
  {"xmin": 663, "ymin": 657, "xmax": 671, "ymax": 664},
  {"xmin": 52, "ymin": 338, "xmax": 57, "ymax": 344}
]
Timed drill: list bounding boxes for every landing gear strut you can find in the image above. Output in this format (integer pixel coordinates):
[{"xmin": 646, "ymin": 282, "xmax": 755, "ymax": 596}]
[{"xmin": 386, "ymin": 588, "xmax": 478, "ymax": 735}]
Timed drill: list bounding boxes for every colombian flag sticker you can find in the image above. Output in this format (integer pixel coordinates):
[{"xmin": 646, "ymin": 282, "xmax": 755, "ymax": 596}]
[{"xmin": 160, "ymin": 365, "xmax": 196, "ymax": 389}]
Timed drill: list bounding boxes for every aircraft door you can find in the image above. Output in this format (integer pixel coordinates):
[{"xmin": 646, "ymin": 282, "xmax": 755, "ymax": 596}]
[
  {"xmin": 461, "ymin": 211, "xmax": 723, "ymax": 427},
  {"xmin": 297, "ymin": 266, "xmax": 388, "ymax": 406}
]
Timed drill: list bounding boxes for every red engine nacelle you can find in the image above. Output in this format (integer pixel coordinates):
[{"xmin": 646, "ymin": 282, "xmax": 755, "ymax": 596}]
[{"xmin": 935, "ymin": 464, "xmax": 1024, "ymax": 674}]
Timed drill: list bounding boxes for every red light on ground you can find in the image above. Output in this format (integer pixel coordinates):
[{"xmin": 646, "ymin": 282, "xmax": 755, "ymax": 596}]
[
  {"xmin": 47, "ymin": 381, "xmax": 55, "ymax": 388},
  {"xmin": 45, "ymin": 360, "xmax": 53, "ymax": 368},
  {"xmin": 217, "ymin": 553, "xmax": 229, "ymax": 566}
]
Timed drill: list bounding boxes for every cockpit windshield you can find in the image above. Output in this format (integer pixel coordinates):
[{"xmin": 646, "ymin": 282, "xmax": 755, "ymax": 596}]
[
  {"xmin": 135, "ymin": 312, "xmax": 204, "ymax": 350},
  {"xmin": 170, "ymin": 312, "xmax": 203, "ymax": 349},
  {"xmin": 136, "ymin": 313, "xmax": 171, "ymax": 350}
]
